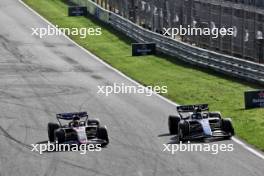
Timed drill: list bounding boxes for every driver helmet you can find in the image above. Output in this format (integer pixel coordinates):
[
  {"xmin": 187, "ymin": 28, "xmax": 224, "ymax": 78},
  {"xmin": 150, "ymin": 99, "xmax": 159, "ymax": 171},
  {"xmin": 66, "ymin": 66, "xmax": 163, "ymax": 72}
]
[
  {"xmin": 194, "ymin": 108, "xmax": 202, "ymax": 119},
  {"xmin": 72, "ymin": 115, "xmax": 80, "ymax": 127}
]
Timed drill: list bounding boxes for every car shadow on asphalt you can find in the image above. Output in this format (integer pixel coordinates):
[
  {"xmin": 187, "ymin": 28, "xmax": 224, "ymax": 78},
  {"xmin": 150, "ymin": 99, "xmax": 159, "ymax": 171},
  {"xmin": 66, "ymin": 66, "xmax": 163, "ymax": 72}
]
[
  {"xmin": 158, "ymin": 133, "xmax": 231, "ymax": 144},
  {"xmin": 158, "ymin": 133, "xmax": 171, "ymax": 137}
]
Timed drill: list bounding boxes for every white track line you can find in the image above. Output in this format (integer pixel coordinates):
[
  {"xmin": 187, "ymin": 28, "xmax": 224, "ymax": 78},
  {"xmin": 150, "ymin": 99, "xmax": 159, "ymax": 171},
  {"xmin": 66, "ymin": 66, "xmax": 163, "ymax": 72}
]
[
  {"xmin": 19, "ymin": 0, "xmax": 264, "ymax": 160},
  {"xmin": 232, "ymin": 137, "xmax": 264, "ymax": 160}
]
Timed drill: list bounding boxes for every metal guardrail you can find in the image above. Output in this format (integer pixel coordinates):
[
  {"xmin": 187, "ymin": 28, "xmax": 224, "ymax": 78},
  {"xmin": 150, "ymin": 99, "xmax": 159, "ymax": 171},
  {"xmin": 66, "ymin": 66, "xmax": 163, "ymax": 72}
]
[{"xmin": 73, "ymin": 0, "xmax": 264, "ymax": 85}]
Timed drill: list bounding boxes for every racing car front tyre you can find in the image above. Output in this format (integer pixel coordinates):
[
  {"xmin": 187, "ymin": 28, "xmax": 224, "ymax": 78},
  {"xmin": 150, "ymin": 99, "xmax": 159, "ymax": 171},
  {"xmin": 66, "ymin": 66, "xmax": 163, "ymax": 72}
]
[
  {"xmin": 97, "ymin": 126, "xmax": 109, "ymax": 145},
  {"xmin": 177, "ymin": 128, "xmax": 183, "ymax": 142},
  {"xmin": 177, "ymin": 122, "xmax": 189, "ymax": 142},
  {"xmin": 55, "ymin": 130, "xmax": 65, "ymax": 144},
  {"xmin": 48, "ymin": 123, "xmax": 59, "ymax": 142},
  {"xmin": 168, "ymin": 115, "xmax": 181, "ymax": 135},
  {"xmin": 222, "ymin": 119, "xmax": 235, "ymax": 139}
]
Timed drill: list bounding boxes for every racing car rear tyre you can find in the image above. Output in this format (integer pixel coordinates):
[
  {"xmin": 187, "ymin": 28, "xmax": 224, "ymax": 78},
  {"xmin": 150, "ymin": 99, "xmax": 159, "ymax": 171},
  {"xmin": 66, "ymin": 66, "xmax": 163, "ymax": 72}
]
[
  {"xmin": 55, "ymin": 130, "xmax": 65, "ymax": 144},
  {"xmin": 97, "ymin": 126, "xmax": 109, "ymax": 145},
  {"xmin": 48, "ymin": 123, "xmax": 59, "ymax": 142},
  {"xmin": 222, "ymin": 119, "xmax": 235, "ymax": 139},
  {"xmin": 88, "ymin": 119, "xmax": 100, "ymax": 126},
  {"xmin": 168, "ymin": 115, "xmax": 181, "ymax": 135}
]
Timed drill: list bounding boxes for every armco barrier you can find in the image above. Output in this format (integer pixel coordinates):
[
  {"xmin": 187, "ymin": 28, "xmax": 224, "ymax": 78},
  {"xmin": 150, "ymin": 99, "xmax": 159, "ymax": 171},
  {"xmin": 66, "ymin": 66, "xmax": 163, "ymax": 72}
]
[{"xmin": 73, "ymin": 0, "xmax": 264, "ymax": 85}]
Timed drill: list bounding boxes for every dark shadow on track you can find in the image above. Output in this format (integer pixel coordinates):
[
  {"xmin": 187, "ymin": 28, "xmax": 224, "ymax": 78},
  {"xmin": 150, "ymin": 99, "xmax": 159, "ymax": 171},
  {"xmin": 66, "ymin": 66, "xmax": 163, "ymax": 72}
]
[{"xmin": 158, "ymin": 132, "xmax": 232, "ymax": 144}]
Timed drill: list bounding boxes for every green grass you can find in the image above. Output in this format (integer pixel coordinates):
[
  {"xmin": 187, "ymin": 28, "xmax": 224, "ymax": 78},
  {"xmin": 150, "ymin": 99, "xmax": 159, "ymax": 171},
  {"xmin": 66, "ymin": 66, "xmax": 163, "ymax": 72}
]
[{"xmin": 24, "ymin": 0, "xmax": 264, "ymax": 150}]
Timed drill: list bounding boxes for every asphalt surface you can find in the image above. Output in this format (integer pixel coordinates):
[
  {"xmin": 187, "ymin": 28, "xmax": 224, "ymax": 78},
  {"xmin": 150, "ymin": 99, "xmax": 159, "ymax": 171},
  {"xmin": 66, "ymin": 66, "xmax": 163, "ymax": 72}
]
[{"xmin": 0, "ymin": 0, "xmax": 263, "ymax": 176}]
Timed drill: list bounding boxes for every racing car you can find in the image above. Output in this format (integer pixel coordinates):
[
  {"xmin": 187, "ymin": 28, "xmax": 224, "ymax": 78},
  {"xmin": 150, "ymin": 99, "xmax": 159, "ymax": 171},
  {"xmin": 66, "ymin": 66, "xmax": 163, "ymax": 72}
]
[
  {"xmin": 47, "ymin": 112, "xmax": 109, "ymax": 146},
  {"xmin": 168, "ymin": 104, "xmax": 235, "ymax": 141}
]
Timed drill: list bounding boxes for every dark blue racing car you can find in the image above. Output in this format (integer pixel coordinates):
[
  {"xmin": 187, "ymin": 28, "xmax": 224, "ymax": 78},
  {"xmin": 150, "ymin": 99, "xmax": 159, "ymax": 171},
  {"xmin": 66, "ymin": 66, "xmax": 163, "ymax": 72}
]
[{"xmin": 168, "ymin": 104, "xmax": 235, "ymax": 142}]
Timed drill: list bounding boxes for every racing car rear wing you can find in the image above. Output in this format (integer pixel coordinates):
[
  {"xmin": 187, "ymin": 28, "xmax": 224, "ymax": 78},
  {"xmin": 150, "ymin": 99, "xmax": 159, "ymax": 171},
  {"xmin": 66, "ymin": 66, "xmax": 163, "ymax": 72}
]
[
  {"xmin": 56, "ymin": 112, "xmax": 88, "ymax": 120},
  {"xmin": 177, "ymin": 104, "xmax": 209, "ymax": 112}
]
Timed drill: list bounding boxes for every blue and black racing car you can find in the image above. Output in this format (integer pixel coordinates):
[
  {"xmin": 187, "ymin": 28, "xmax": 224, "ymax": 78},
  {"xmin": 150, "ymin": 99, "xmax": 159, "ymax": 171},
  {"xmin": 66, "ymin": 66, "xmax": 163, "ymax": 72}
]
[{"xmin": 168, "ymin": 104, "xmax": 235, "ymax": 142}]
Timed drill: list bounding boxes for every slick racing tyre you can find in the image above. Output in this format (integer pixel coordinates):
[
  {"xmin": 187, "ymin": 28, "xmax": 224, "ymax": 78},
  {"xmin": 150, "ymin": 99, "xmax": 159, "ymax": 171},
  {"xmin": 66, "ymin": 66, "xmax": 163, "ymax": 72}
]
[
  {"xmin": 48, "ymin": 123, "xmax": 59, "ymax": 142},
  {"xmin": 177, "ymin": 122, "xmax": 189, "ymax": 142},
  {"xmin": 168, "ymin": 115, "xmax": 181, "ymax": 135},
  {"xmin": 222, "ymin": 119, "xmax": 235, "ymax": 139},
  {"xmin": 97, "ymin": 126, "xmax": 109, "ymax": 145},
  {"xmin": 88, "ymin": 119, "xmax": 100, "ymax": 126},
  {"xmin": 177, "ymin": 127, "xmax": 184, "ymax": 142},
  {"xmin": 55, "ymin": 130, "xmax": 65, "ymax": 144}
]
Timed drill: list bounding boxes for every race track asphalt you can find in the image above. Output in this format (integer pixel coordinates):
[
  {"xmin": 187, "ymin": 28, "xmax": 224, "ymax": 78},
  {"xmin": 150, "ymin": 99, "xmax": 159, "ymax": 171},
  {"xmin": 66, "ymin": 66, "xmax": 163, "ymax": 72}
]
[{"xmin": 0, "ymin": 0, "xmax": 263, "ymax": 176}]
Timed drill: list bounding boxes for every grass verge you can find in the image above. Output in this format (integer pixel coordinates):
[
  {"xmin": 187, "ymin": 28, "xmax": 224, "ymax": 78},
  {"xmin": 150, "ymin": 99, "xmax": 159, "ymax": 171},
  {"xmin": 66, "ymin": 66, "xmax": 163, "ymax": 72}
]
[{"xmin": 24, "ymin": 0, "xmax": 264, "ymax": 151}]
